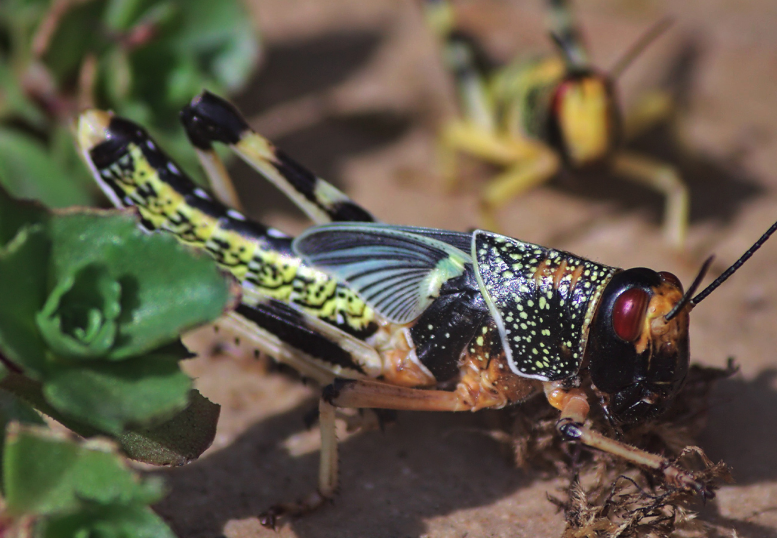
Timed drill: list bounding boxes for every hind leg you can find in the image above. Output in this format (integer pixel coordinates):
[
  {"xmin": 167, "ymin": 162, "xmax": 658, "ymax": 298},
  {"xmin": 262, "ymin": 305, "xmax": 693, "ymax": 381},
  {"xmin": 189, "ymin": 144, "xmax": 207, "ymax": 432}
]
[{"xmin": 181, "ymin": 91, "xmax": 376, "ymax": 224}]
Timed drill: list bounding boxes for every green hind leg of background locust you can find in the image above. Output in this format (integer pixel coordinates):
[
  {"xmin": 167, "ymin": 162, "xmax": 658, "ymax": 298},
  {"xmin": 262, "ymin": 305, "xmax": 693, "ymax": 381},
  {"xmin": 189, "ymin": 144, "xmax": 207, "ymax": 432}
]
[
  {"xmin": 77, "ymin": 92, "xmax": 710, "ymax": 528},
  {"xmin": 427, "ymin": 0, "xmax": 689, "ymax": 247}
]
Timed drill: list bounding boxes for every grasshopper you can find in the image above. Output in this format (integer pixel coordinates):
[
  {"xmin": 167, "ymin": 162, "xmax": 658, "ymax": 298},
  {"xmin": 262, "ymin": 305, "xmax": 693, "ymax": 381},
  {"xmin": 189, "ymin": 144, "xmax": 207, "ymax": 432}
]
[
  {"xmin": 424, "ymin": 0, "xmax": 688, "ymax": 246},
  {"xmin": 77, "ymin": 91, "xmax": 775, "ymax": 527}
]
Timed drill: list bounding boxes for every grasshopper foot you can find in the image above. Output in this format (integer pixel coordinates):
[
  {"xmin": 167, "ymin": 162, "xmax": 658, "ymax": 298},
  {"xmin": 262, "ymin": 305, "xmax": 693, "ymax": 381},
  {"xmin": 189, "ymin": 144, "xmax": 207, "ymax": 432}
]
[{"xmin": 259, "ymin": 490, "xmax": 331, "ymax": 529}]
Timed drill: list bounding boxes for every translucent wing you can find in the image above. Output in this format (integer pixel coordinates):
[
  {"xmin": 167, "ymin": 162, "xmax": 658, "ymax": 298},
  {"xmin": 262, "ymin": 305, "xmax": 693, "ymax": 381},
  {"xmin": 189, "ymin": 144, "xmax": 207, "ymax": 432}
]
[{"xmin": 294, "ymin": 224, "xmax": 473, "ymax": 324}]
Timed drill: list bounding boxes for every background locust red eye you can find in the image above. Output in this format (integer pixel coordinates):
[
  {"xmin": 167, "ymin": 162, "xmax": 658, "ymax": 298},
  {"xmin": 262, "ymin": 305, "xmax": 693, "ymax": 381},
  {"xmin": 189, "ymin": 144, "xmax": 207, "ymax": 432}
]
[{"xmin": 612, "ymin": 288, "xmax": 650, "ymax": 342}]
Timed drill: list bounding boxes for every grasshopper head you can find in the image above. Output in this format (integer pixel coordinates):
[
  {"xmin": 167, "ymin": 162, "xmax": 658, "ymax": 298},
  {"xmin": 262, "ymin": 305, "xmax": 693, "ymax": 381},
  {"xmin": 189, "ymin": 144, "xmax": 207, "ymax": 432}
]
[
  {"xmin": 549, "ymin": 73, "xmax": 620, "ymax": 167},
  {"xmin": 585, "ymin": 267, "xmax": 691, "ymax": 426},
  {"xmin": 585, "ymin": 217, "xmax": 777, "ymax": 427}
]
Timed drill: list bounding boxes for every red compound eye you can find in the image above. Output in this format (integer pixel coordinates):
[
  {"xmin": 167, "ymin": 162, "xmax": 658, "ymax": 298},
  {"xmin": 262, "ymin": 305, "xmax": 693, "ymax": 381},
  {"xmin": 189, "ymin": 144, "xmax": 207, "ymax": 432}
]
[
  {"xmin": 658, "ymin": 271, "xmax": 683, "ymax": 292},
  {"xmin": 612, "ymin": 288, "xmax": 650, "ymax": 342}
]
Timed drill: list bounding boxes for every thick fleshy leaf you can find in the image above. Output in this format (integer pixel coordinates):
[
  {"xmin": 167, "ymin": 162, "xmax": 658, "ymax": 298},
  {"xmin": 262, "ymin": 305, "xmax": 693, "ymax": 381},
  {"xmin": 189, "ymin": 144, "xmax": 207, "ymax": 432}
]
[
  {"xmin": 47, "ymin": 211, "xmax": 235, "ymax": 359},
  {"xmin": 43, "ymin": 350, "xmax": 192, "ymax": 434},
  {"xmin": 36, "ymin": 264, "xmax": 122, "ymax": 360},
  {"xmin": 117, "ymin": 388, "xmax": 220, "ymax": 465},
  {"xmin": 0, "ymin": 127, "xmax": 94, "ymax": 208},
  {"xmin": 0, "ymin": 390, "xmax": 45, "ymax": 484},
  {"xmin": 36, "ymin": 503, "xmax": 177, "ymax": 538},
  {"xmin": 0, "ymin": 185, "xmax": 49, "ymax": 248},
  {"xmin": 0, "ymin": 390, "xmax": 43, "ymax": 428},
  {"xmin": 0, "ymin": 225, "xmax": 50, "ymax": 375},
  {"xmin": 3, "ymin": 424, "xmax": 167, "ymax": 517},
  {"xmin": 0, "ymin": 372, "xmax": 219, "ymax": 464}
]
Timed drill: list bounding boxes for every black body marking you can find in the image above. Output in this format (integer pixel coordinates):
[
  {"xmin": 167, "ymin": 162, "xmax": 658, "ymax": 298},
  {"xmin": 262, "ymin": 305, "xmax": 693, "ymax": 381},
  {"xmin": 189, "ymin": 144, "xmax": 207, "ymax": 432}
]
[
  {"xmin": 236, "ymin": 302, "xmax": 365, "ymax": 375},
  {"xmin": 180, "ymin": 90, "xmax": 249, "ymax": 149},
  {"xmin": 410, "ymin": 268, "xmax": 489, "ymax": 381}
]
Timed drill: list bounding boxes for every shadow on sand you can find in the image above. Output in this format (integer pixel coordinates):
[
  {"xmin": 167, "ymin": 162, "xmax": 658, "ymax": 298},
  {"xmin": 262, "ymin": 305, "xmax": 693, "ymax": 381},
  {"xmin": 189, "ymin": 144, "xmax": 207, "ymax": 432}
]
[
  {"xmin": 152, "ymin": 367, "xmax": 777, "ymax": 538},
  {"xmin": 225, "ymin": 28, "xmax": 413, "ymax": 221}
]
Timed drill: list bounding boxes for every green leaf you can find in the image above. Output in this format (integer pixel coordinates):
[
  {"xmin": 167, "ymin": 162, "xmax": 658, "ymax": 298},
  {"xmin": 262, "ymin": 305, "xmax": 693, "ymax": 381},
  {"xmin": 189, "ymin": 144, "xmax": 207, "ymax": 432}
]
[
  {"xmin": 0, "ymin": 60, "xmax": 47, "ymax": 128},
  {"xmin": 0, "ymin": 390, "xmax": 44, "ymax": 486},
  {"xmin": 103, "ymin": 0, "xmax": 158, "ymax": 31},
  {"xmin": 0, "ymin": 373, "xmax": 219, "ymax": 465},
  {"xmin": 0, "ymin": 127, "xmax": 95, "ymax": 208},
  {"xmin": 0, "ymin": 224, "xmax": 50, "ymax": 375},
  {"xmin": 49, "ymin": 124, "xmax": 98, "ymax": 203},
  {"xmin": 117, "ymin": 387, "xmax": 220, "ymax": 465},
  {"xmin": 0, "ymin": 183, "xmax": 48, "ymax": 247},
  {"xmin": 37, "ymin": 503, "xmax": 177, "ymax": 538},
  {"xmin": 43, "ymin": 350, "xmax": 192, "ymax": 434},
  {"xmin": 48, "ymin": 211, "xmax": 234, "ymax": 360},
  {"xmin": 4, "ymin": 424, "xmax": 167, "ymax": 517},
  {"xmin": 0, "ymin": 390, "xmax": 43, "ymax": 428},
  {"xmin": 42, "ymin": 1, "xmax": 106, "ymax": 84},
  {"xmin": 168, "ymin": 0, "xmax": 260, "ymax": 91},
  {"xmin": 36, "ymin": 264, "xmax": 121, "ymax": 360},
  {"xmin": 120, "ymin": 0, "xmax": 259, "ymax": 118}
]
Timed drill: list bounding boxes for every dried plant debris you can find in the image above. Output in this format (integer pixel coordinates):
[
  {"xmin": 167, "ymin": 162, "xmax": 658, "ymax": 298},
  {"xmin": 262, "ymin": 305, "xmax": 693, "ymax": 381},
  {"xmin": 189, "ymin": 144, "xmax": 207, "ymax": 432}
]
[
  {"xmin": 505, "ymin": 361, "xmax": 737, "ymax": 537},
  {"xmin": 550, "ymin": 448, "xmax": 732, "ymax": 538}
]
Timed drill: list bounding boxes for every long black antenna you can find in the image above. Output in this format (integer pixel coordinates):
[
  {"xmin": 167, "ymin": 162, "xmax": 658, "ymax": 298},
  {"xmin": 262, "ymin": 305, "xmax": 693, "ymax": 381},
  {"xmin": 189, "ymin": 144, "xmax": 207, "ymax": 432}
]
[
  {"xmin": 665, "ymin": 256, "xmax": 714, "ymax": 321},
  {"xmin": 610, "ymin": 17, "xmax": 673, "ymax": 79},
  {"xmin": 691, "ymin": 220, "xmax": 777, "ymax": 307}
]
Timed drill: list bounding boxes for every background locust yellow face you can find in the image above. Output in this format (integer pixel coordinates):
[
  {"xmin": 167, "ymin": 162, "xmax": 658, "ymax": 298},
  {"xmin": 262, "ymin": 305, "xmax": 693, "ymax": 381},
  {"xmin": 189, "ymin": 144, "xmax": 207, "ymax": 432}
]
[{"xmin": 550, "ymin": 74, "xmax": 619, "ymax": 167}]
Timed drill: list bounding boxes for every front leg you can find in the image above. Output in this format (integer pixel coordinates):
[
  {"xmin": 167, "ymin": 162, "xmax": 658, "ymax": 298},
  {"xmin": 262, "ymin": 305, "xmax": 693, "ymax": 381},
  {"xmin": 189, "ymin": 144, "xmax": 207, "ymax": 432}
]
[{"xmin": 545, "ymin": 383, "xmax": 713, "ymax": 498}]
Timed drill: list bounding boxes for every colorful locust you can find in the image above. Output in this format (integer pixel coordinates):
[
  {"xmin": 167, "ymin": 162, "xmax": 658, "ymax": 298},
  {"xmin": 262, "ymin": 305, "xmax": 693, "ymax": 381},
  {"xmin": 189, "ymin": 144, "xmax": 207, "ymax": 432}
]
[
  {"xmin": 424, "ymin": 0, "xmax": 688, "ymax": 246},
  {"xmin": 77, "ymin": 91, "xmax": 776, "ymax": 527}
]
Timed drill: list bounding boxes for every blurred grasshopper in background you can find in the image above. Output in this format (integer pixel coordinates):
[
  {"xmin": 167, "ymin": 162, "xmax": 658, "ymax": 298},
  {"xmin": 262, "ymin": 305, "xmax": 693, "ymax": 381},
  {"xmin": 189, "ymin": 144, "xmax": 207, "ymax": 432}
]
[
  {"xmin": 77, "ymin": 92, "xmax": 775, "ymax": 527},
  {"xmin": 424, "ymin": 0, "xmax": 688, "ymax": 246}
]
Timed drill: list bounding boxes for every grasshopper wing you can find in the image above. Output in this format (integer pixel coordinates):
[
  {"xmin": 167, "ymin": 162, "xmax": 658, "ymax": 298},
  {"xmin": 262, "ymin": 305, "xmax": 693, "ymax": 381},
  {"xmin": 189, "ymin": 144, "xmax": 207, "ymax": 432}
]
[{"xmin": 294, "ymin": 224, "xmax": 473, "ymax": 324}]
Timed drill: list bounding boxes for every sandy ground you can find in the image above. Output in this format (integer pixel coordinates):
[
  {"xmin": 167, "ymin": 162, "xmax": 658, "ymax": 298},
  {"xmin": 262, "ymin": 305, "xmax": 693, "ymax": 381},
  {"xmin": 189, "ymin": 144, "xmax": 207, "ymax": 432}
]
[{"xmin": 150, "ymin": 1, "xmax": 777, "ymax": 536}]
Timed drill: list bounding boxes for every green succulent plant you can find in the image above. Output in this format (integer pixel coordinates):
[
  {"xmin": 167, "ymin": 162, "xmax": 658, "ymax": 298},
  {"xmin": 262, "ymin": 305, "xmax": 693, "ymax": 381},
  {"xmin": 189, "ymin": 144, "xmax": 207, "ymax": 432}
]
[
  {"xmin": 0, "ymin": 0, "xmax": 261, "ymax": 208},
  {"xmin": 0, "ymin": 186, "xmax": 239, "ymax": 536}
]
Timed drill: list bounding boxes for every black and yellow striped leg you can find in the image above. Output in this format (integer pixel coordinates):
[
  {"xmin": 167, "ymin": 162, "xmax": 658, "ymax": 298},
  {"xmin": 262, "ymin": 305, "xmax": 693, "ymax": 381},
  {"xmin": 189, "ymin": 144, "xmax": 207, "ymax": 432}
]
[{"xmin": 180, "ymin": 91, "xmax": 375, "ymax": 225}]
